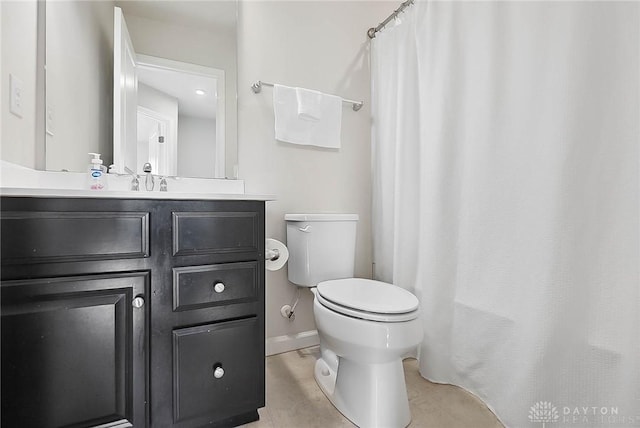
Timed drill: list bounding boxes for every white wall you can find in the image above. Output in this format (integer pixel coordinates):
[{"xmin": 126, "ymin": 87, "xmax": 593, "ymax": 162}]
[
  {"xmin": 237, "ymin": 1, "xmax": 394, "ymax": 342},
  {"xmin": 122, "ymin": 12, "xmax": 238, "ymax": 178},
  {"xmin": 45, "ymin": 1, "xmax": 114, "ymax": 172},
  {"xmin": 178, "ymin": 115, "xmax": 216, "ymax": 178},
  {"xmin": 1, "ymin": 0, "xmax": 38, "ymax": 169}
]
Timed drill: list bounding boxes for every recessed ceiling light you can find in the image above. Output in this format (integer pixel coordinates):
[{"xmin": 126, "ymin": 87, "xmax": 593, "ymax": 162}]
[{"xmin": 195, "ymin": 89, "xmax": 206, "ymax": 96}]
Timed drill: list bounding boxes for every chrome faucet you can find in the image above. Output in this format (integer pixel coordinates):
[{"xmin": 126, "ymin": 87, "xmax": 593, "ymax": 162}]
[{"xmin": 143, "ymin": 163, "xmax": 154, "ymax": 191}]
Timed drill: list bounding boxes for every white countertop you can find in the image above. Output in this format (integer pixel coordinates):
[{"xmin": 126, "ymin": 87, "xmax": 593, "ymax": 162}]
[
  {"xmin": 0, "ymin": 187, "xmax": 275, "ymax": 201},
  {"xmin": 0, "ymin": 161, "xmax": 275, "ymax": 201}
]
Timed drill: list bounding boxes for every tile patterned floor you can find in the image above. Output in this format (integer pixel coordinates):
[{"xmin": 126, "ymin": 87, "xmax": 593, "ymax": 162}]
[{"xmin": 243, "ymin": 346, "xmax": 504, "ymax": 428}]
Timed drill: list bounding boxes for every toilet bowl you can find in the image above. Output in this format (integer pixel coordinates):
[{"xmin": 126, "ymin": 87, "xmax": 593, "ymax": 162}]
[
  {"xmin": 285, "ymin": 214, "xmax": 422, "ymax": 428},
  {"xmin": 312, "ymin": 279, "xmax": 422, "ymax": 428}
]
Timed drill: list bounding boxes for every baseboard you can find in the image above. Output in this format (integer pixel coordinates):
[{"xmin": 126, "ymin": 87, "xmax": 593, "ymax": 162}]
[{"xmin": 266, "ymin": 330, "xmax": 319, "ymax": 356}]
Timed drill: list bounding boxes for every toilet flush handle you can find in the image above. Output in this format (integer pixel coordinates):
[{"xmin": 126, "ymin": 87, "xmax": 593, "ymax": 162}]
[{"xmin": 298, "ymin": 225, "xmax": 311, "ymax": 233}]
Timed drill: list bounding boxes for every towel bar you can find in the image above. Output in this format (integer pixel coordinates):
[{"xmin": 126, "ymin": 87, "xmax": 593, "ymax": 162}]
[{"xmin": 251, "ymin": 80, "xmax": 364, "ymax": 112}]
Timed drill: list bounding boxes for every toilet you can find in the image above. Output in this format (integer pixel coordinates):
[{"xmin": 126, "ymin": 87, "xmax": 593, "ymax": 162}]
[{"xmin": 285, "ymin": 213, "xmax": 422, "ymax": 428}]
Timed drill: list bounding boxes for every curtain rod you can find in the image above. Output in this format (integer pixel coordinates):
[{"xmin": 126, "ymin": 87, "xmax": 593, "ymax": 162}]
[
  {"xmin": 367, "ymin": 0, "xmax": 415, "ymax": 39},
  {"xmin": 251, "ymin": 81, "xmax": 364, "ymax": 112}
]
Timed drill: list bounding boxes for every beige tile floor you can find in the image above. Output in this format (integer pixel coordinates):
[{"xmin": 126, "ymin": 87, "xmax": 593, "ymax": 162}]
[{"xmin": 243, "ymin": 346, "xmax": 504, "ymax": 428}]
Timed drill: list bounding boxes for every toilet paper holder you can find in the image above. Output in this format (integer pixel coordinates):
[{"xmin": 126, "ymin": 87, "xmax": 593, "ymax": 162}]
[
  {"xmin": 266, "ymin": 248, "xmax": 281, "ymax": 261},
  {"xmin": 265, "ymin": 238, "xmax": 289, "ymax": 271}
]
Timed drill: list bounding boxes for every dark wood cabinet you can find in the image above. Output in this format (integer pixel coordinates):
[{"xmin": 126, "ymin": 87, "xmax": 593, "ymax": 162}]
[
  {"xmin": 1, "ymin": 196, "xmax": 265, "ymax": 428},
  {"xmin": 2, "ymin": 273, "xmax": 147, "ymax": 427}
]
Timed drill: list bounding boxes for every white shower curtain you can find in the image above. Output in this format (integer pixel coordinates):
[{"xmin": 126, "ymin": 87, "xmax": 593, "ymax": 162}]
[{"xmin": 372, "ymin": 2, "xmax": 639, "ymax": 427}]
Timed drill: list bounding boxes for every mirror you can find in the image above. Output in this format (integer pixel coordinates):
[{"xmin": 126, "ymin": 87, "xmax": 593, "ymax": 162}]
[
  {"xmin": 133, "ymin": 56, "xmax": 224, "ymax": 177},
  {"xmin": 44, "ymin": 0, "xmax": 238, "ymax": 179}
]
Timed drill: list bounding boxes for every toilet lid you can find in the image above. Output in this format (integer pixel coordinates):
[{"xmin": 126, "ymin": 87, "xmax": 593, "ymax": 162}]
[{"xmin": 316, "ymin": 278, "xmax": 419, "ymax": 322}]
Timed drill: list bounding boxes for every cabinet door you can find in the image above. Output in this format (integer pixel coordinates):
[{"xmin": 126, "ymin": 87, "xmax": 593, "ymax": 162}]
[{"xmin": 1, "ymin": 273, "xmax": 148, "ymax": 427}]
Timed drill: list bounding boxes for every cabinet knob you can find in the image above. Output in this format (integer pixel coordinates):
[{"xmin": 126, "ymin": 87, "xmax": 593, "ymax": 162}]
[
  {"xmin": 213, "ymin": 282, "xmax": 225, "ymax": 293},
  {"xmin": 213, "ymin": 365, "xmax": 225, "ymax": 379},
  {"xmin": 132, "ymin": 296, "xmax": 145, "ymax": 308}
]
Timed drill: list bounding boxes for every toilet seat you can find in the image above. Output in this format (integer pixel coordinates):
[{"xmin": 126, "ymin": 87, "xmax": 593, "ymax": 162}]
[{"xmin": 316, "ymin": 278, "xmax": 419, "ymax": 322}]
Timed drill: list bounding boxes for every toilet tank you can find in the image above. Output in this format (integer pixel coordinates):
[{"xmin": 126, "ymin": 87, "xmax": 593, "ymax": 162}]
[{"xmin": 285, "ymin": 213, "xmax": 358, "ymax": 287}]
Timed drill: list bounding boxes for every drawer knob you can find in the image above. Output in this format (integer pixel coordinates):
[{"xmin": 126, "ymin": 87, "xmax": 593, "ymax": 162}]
[
  {"xmin": 213, "ymin": 365, "xmax": 225, "ymax": 379},
  {"xmin": 213, "ymin": 282, "xmax": 225, "ymax": 293},
  {"xmin": 132, "ymin": 296, "xmax": 145, "ymax": 308}
]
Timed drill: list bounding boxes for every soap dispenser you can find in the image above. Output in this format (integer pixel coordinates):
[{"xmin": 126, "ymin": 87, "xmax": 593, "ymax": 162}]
[{"xmin": 88, "ymin": 153, "xmax": 107, "ymax": 190}]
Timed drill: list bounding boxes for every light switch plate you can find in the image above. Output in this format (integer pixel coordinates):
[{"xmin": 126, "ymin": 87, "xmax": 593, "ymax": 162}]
[{"xmin": 9, "ymin": 74, "xmax": 23, "ymax": 118}]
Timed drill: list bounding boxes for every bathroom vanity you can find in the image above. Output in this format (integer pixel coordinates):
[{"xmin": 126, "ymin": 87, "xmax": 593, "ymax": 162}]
[{"xmin": 0, "ymin": 194, "xmax": 266, "ymax": 427}]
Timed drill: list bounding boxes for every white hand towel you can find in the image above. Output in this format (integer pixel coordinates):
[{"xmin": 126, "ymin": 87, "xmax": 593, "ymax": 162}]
[
  {"xmin": 273, "ymin": 84, "xmax": 342, "ymax": 149},
  {"xmin": 274, "ymin": 84, "xmax": 312, "ymax": 145},
  {"xmin": 296, "ymin": 87, "xmax": 323, "ymax": 122}
]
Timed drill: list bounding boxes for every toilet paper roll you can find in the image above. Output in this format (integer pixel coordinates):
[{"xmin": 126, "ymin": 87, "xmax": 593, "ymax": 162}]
[{"xmin": 266, "ymin": 238, "xmax": 289, "ymax": 271}]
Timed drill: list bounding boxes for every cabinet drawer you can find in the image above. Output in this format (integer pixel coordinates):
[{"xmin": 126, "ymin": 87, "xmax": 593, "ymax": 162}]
[
  {"xmin": 172, "ymin": 211, "xmax": 258, "ymax": 257},
  {"xmin": 172, "ymin": 262, "xmax": 258, "ymax": 311},
  {"xmin": 172, "ymin": 318, "xmax": 262, "ymax": 425},
  {"xmin": 1, "ymin": 211, "xmax": 149, "ymax": 264}
]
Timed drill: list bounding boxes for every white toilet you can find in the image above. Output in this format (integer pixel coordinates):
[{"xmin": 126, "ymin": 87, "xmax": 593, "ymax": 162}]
[{"xmin": 285, "ymin": 213, "xmax": 423, "ymax": 428}]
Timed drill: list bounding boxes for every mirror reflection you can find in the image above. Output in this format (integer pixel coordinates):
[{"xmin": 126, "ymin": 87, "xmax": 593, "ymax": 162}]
[
  {"xmin": 44, "ymin": 0, "xmax": 238, "ymax": 179},
  {"xmin": 135, "ymin": 58, "xmax": 224, "ymax": 178}
]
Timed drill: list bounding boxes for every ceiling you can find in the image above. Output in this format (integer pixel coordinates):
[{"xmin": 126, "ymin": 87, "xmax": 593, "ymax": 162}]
[
  {"xmin": 137, "ymin": 65, "xmax": 218, "ymax": 119},
  {"xmin": 115, "ymin": 0, "xmax": 237, "ymax": 34}
]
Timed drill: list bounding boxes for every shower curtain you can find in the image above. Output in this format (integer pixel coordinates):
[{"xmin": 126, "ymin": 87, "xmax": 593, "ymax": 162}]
[{"xmin": 372, "ymin": 2, "xmax": 639, "ymax": 427}]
